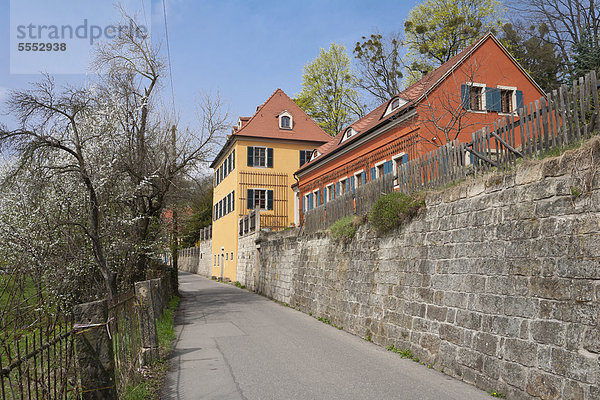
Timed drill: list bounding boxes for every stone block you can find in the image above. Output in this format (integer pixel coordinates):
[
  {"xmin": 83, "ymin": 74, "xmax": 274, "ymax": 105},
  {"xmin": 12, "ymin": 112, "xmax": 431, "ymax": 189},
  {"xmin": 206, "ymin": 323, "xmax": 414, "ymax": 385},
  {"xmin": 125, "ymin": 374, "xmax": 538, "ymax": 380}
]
[
  {"xmin": 516, "ymin": 162, "xmax": 543, "ymax": 185},
  {"xmin": 531, "ymin": 320, "xmax": 566, "ymax": 346},
  {"xmin": 503, "ymin": 338, "xmax": 537, "ymax": 367},
  {"xmin": 473, "ymin": 332, "xmax": 499, "ymax": 356},
  {"xmin": 500, "ymin": 361, "xmax": 528, "ymax": 390},
  {"xmin": 526, "ymin": 371, "xmax": 562, "ymax": 400}
]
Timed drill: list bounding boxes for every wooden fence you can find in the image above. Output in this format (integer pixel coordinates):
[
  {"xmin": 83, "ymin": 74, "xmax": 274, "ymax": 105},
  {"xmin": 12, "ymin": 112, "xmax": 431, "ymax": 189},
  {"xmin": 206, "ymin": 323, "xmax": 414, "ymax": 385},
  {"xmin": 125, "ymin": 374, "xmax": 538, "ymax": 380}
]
[
  {"xmin": 398, "ymin": 70, "xmax": 599, "ymax": 193},
  {"xmin": 303, "ymin": 71, "xmax": 599, "ymax": 234},
  {"xmin": 304, "ymin": 174, "xmax": 396, "ymax": 234}
]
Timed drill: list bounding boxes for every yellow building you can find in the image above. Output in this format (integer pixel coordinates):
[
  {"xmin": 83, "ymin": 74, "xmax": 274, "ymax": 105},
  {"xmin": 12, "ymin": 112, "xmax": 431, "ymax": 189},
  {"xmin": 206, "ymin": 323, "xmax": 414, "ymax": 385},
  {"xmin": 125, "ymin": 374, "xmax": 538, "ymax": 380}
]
[{"xmin": 209, "ymin": 89, "xmax": 331, "ymax": 281}]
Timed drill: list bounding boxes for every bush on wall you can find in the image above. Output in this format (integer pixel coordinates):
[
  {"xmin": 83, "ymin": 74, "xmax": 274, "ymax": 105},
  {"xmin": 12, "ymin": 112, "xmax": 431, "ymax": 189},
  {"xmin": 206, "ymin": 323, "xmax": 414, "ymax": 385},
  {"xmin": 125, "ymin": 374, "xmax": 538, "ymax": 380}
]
[{"xmin": 368, "ymin": 192, "xmax": 424, "ymax": 233}]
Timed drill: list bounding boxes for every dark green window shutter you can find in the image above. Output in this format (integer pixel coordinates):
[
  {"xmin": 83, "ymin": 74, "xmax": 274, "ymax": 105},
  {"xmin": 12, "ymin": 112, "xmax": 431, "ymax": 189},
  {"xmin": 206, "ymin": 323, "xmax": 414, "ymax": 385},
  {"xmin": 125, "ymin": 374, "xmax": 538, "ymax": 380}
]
[
  {"xmin": 232, "ymin": 149, "xmax": 235, "ymax": 170},
  {"xmin": 267, "ymin": 190, "xmax": 273, "ymax": 210},
  {"xmin": 516, "ymin": 90, "xmax": 523, "ymax": 110},
  {"xmin": 247, "ymin": 147, "xmax": 254, "ymax": 166},
  {"xmin": 247, "ymin": 189, "xmax": 254, "ymax": 209},
  {"xmin": 461, "ymin": 84, "xmax": 469, "ymax": 109},
  {"xmin": 232, "ymin": 191, "xmax": 235, "ymax": 211},
  {"xmin": 300, "ymin": 150, "xmax": 306, "ymax": 166},
  {"xmin": 267, "ymin": 148, "xmax": 274, "ymax": 168}
]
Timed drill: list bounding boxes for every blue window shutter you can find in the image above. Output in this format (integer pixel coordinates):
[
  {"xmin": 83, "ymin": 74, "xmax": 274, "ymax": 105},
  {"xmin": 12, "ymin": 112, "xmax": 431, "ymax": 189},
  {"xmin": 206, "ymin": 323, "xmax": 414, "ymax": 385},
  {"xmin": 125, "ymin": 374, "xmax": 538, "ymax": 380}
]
[
  {"xmin": 267, "ymin": 190, "xmax": 273, "ymax": 210},
  {"xmin": 361, "ymin": 173, "xmax": 366, "ymax": 185},
  {"xmin": 267, "ymin": 148, "xmax": 274, "ymax": 168},
  {"xmin": 486, "ymin": 88, "xmax": 500, "ymax": 112},
  {"xmin": 384, "ymin": 160, "xmax": 393, "ymax": 174},
  {"xmin": 302, "ymin": 196, "xmax": 306, "ymax": 213},
  {"xmin": 324, "ymin": 190, "xmax": 327, "ymax": 204},
  {"xmin": 308, "ymin": 193, "xmax": 313, "ymax": 210},
  {"xmin": 461, "ymin": 84, "xmax": 469, "ymax": 109},
  {"xmin": 371, "ymin": 167, "xmax": 376, "ymax": 181},
  {"xmin": 350, "ymin": 177, "xmax": 355, "ymax": 194},
  {"xmin": 316, "ymin": 191, "xmax": 320, "ymax": 207},
  {"xmin": 345, "ymin": 178, "xmax": 350, "ymax": 192},
  {"xmin": 247, "ymin": 189, "xmax": 254, "ymax": 209},
  {"xmin": 336, "ymin": 182, "xmax": 339, "ymax": 196},
  {"xmin": 516, "ymin": 90, "xmax": 523, "ymax": 110},
  {"xmin": 402, "ymin": 154, "xmax": 409, "ymax": 164},
  {"xmin": 247, "ymin": 146, "xmax": 254, "ymax": 166}
]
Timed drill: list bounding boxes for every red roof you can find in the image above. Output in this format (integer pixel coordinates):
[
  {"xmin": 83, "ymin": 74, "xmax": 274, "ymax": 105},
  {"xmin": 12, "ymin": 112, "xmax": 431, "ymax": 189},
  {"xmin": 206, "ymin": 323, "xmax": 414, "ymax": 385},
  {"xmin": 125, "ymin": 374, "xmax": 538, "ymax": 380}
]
[
  {"xmin": 297, "ymin": 33, "xmax": 528, "ymax": 174},
  {"xmin": 233, "ymin": 88, "xmax": 331, "ymax": 143},
  {"xmin": 210, "ymin": 89, "xmax": 330, "ymax": 168}
]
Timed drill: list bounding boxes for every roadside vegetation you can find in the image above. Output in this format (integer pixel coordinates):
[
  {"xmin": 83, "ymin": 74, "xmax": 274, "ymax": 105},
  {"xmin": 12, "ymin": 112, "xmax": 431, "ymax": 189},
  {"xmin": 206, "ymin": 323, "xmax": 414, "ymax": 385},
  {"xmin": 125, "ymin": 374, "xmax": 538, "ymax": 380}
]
[
  {"xmin": 368, "ymin": 192, "xmax": 425, "ymax": 233},
  {"xmin": 123, "ymin": 296, "xmax": 180, "ymax": 400}
]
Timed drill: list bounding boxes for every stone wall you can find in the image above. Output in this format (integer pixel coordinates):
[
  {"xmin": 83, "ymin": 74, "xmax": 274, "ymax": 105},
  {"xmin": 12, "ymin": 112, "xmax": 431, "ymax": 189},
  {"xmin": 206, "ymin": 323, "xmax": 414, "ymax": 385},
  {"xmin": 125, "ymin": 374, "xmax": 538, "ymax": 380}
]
[
  {"xmin": 178, "ymin": 240, "xmax": 212, "ymax": 277},
  {"xmin": 244, "ymin": 139, "xmax": 600, "ymax": 399},
  {"xmin": 237, "ymin": 231, "xmax": 258, "ymax": 288}
]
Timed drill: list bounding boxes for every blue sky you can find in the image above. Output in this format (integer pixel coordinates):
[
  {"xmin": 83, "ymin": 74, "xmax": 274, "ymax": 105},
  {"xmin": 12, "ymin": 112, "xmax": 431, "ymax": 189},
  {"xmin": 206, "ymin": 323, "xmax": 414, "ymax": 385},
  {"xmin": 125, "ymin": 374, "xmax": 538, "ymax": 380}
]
[{"xmin": 1, "ymin": 0, "xmax": 418, "ymax": 128}]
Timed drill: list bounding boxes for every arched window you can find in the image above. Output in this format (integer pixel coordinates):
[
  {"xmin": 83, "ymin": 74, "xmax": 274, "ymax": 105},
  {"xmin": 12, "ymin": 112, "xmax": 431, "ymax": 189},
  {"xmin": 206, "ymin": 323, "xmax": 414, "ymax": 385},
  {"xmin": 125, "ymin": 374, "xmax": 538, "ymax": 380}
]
[
  {"xmin": 383, "ymin": 97, "xmax": 407, "ymax": 117},
  {"xmin": 340, "ymin": 127, "xmax": 357, "ymax": 143},
  {"xmin": 279, "ymin": 112, "xmax": 293, "ymax": 129}
]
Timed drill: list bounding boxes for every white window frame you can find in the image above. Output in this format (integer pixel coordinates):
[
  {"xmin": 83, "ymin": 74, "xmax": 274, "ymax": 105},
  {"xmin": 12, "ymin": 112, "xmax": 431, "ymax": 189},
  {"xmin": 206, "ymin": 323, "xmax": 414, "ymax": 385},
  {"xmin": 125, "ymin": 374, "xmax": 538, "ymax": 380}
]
[
  {"xmin": 353, "ymin": 170, "xmax": 364, "ymax": 189},
  {"xmin": 383, "ymin": 97, "xmax": 408, "ymax": 117},
  {"xmin": 338, "ymin": 176, "xmax": 349, "ymax": 194},
  {"xmin": 392, "ymin": 153, "xmax": 406, "ymax": 177},
  {"xmin": 252, "ymin": 188, "xmax": 269, "ymax": 210},
  {"xmin": 279, "ymin": 111, "xmax": 293, "ymax": 129},
  {"xmin": 326, "ymin": 183, "xmax": 335, "ymax": 201},
  {"xmin": 467, "ymin": 82, "xmax": 486, "ymax": 113},
  {"xmin": 340, "ymin": 128, "xmax": 357, "ymax": 143},
  {"xmin": 252, "ymin": 146, "xmax": 268, "ymax": 168},
  {"xmin": 497, "ymin": 85, "xmax": 518, "ymax": 115},
  {"xmin": 313, "ymin": 189, "xmax": 320, "ymax": 207},
  {"xmin": 374, "ymin": 160, "xmax": 386, "ymax": 179}
]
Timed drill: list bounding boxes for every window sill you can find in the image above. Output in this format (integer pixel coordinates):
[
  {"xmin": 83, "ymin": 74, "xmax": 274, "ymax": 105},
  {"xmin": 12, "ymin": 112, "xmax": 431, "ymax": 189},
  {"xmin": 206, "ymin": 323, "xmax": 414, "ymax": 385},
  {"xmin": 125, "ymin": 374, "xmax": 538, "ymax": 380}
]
[{"xmin": 468, "ymin": 110, "xmax": 487, "ymax": 114}]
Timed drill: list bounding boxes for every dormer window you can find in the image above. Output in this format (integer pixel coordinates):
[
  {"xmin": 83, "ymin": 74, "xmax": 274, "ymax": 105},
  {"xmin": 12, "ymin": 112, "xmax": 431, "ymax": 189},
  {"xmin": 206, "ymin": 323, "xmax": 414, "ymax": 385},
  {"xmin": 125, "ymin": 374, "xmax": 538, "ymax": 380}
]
[
  {"xmin": 383, "ymin": 96, "xmax": 407, "ymax": 117},
  {"xmin": 278, "ymin": 111, "xmax": 293, "ymax": 130},
  {"xmin": 340, "ymin": 127, "xmax": 357, "ymax": 143},
  {"xmin": 310, "ymin": 150, "xmax": 321, "ymax": 161}
]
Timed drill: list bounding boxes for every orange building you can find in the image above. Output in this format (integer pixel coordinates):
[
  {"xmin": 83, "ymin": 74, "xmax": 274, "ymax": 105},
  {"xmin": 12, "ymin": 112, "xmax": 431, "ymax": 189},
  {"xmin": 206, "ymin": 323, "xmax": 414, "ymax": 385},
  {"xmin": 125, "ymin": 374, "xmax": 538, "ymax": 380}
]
[{"xmin": 296, "ymin": 33, "xmax": 545, "ymax": 219}]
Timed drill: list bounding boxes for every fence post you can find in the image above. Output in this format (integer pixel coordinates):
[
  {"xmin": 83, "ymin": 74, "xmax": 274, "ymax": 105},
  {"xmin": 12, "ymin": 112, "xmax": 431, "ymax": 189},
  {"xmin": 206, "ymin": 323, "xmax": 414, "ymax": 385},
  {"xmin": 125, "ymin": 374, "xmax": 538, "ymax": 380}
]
[
  {"xmin": 150, "ymin": 278, "xmax": 164, "ymax": 319},
  {"xmin": 134, "ymin": 280, "xmax": 159, "ymax": 366},
  {"xmin": 73, "ymin": 299, "xmax": 117, "ymax": 400}
]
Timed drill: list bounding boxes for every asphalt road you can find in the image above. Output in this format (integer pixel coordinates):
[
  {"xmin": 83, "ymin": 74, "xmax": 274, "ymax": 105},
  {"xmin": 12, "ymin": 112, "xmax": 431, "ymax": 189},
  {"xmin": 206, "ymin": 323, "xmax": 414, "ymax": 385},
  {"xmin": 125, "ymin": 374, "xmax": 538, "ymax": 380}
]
[{"xmin": 162, "ymin": 272, "xmax": 490, "ymax": 400}]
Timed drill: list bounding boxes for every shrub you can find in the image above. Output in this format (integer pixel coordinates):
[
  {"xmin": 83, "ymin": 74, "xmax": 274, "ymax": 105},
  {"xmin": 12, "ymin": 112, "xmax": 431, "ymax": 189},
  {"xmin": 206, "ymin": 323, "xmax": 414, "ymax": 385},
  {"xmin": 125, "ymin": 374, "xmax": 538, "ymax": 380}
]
[
  {"xmin": 329, "ymin": 216, "xmax": 358, "ymax": 239},
  {"xmin": 368, "ymin": 192, "xmax": 424, "ymax": 233}
]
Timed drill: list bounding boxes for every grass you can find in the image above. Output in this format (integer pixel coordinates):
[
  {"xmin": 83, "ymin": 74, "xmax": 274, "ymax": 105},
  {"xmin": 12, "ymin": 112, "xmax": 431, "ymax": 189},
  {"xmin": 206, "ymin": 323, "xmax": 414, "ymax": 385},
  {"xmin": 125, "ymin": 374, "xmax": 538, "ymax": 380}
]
[
  {"xmin": 329, "ymin": 216, "xmax": 359, "ymax": 239},
  {"xmin": 317, "ymin": 316, "xmax": 331, "ymax": 325},
  {"xmin": 123, "ymin": 296, "xmax": 180, "ymax": 400},
  {"xmin": 489, "ymin": 390, "xmax": 506, "ymax": 398},
  {"xmin": 386, "ymin": 345, "xmax": 421, "ymax": 363},
  {"xmin": 368, "ymin": 192, "xmax": 425, "ymax": 234}
]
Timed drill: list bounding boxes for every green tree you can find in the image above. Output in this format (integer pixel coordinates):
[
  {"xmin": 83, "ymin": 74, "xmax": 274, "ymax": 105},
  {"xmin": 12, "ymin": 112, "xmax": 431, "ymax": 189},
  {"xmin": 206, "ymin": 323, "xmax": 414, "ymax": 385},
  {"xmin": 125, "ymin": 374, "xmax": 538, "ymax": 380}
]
[
  {"xmin": 353, "ymin": 33, "xmax": 405, "ymax": 103},
  {"xmin": 572, "ymin": 29, "xmax": 600, "ymax": 79},
  {"xmin": 179, "ymin": 177, "xmax": 214, "ymax": 248},
  {"xmin": 296, "ymin": 43, "xmax": 365, "ymax": 136},
  {"xmin": 500, "ymin": 22, "xmax": 563, "ymax": 91},
  {"xmin": 404, "ymin": 0, "xmax": 505, "ymax": 69}
]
